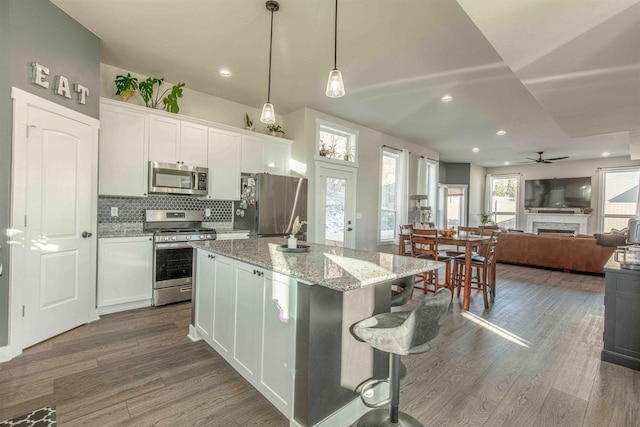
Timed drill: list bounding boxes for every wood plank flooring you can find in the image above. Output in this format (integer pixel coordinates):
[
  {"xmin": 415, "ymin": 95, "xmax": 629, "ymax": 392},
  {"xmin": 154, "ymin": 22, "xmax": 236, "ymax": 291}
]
[{"xmin": 1, "ymin": 263, "xmax": 638, "ymax": 426}]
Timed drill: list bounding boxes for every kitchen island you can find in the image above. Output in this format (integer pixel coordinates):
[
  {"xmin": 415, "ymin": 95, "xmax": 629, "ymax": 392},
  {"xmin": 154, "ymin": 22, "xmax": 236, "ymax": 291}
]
[{"xmin": 189, "ymin": 237, "xmax": 443, "ymax": 427}]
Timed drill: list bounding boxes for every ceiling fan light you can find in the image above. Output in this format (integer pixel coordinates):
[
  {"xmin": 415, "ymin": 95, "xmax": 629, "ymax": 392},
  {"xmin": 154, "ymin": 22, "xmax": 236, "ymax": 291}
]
[
  {"xmin": 260, "ymin": 102, "xmax": 276, "ymax": 124},
  {"xmin": 326, "ymin": 69, "xmax": 345, "ymax": 98}
]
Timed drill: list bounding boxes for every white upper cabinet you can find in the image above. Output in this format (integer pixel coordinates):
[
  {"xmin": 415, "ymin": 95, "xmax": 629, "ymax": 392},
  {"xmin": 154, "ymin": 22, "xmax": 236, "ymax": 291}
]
[
  {"xmin": 206, "ymin": 128, "xmax": 241, "ymax": 200},
  {"xmin": 242, "ymin": 134, "xmax": 291, "ymax": 175},
  {"xmin": 99, "ymin": 103, "xmax": 149, "ymax": 197},
  {"xmin": 180, "ymin": 121, "xmax": 208, "ymax": 167},
  {"xmin": 149, "ymin": 115, "xmax": 180, "ymax": 164},
  {"xmin": 264, "ymin": 139, "xmax": 290, "ymax": 176},
  {"xmin": 149, "ymin": 116, "xmax": 207, "ymax": 167},
  {"xmin": 241, "ymin": 135, "xmax": 265, "ymax": 174}
]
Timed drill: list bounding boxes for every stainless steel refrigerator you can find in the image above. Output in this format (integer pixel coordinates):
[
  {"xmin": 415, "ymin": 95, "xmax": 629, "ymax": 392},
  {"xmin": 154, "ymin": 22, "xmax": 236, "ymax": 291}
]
[{"xmin": 233, "ymin": 173, "xmax": 308, "ymax": 237}]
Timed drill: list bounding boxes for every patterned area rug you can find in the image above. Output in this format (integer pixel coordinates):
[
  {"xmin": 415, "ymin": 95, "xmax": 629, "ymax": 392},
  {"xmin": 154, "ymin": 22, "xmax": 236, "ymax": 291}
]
[{"xmin": 0, "ymin": 406, "xmax": 56, "ymax": 426}]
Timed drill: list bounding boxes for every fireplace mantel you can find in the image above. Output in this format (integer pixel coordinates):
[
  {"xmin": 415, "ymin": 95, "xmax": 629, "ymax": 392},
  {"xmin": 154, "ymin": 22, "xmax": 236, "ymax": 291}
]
[{"xmin": 525, "ymin": 212, "xmax": 590, "ymax": 234}]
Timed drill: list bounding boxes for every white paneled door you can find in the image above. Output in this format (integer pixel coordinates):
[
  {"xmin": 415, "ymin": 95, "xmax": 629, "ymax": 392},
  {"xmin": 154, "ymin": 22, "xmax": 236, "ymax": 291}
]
[{"xmin": 10, "ymin": 89, "xmax": 98, "ymax": 352}]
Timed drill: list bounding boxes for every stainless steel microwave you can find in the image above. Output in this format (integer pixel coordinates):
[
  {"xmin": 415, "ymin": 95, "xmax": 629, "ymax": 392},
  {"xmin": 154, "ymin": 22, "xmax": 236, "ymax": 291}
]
[{"xmin": 148, "ymin": 161, "xmax": 208, "ymax": 196}]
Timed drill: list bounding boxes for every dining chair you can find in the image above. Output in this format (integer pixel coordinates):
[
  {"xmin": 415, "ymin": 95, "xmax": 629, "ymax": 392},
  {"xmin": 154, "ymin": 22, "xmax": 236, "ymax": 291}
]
[
  {"xmin": 452, "ymin": 230, "xmax": 499, "ymax": 308},
  {"xmin": 411, "ymin": 228, "xmax": 453, "ymax": 294},
  {"xmin": 398, "ymin": 224, "xmax": 413, "ymax": 256}
]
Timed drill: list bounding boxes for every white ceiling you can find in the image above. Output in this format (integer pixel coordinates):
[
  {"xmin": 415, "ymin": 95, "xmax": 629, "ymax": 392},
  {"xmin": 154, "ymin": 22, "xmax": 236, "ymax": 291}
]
[{"xmin": 50, "ymin": 0, "xmax": 640, "ymax": 167}]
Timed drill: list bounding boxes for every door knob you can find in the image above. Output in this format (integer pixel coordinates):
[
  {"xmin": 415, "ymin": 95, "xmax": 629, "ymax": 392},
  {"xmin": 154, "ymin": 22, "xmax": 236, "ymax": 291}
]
[
  {"xmin": 347, "ymin": 227, "xmax": 353, "ymax": 231},
  {"xmin": 82, "ymin": 231, "xmax": 92, "ymax": 238}
]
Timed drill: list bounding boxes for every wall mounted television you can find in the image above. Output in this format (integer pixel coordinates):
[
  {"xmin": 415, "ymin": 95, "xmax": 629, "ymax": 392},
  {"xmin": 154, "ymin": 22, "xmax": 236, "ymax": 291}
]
[{"xmin": 524, "ymin": 177, "xmax": 592, "ymax": 209}]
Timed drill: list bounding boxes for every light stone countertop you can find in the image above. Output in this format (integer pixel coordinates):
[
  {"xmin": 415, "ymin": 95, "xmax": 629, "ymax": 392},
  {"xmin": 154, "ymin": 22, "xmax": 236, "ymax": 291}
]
[
  {"xmin": 191, "ymin": 237, "xmax": 443, "ymax": 292},
  {"xmin": 98, "ymin": 223, "xmax": 154, "ymax": 238}
]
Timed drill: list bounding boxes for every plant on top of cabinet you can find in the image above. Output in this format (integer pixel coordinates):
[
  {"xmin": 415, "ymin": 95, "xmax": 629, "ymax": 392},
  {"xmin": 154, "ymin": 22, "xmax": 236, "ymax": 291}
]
[
  {"xmin": 114, "ymin": 74, "xmax": 186, "ymax": 113},
  {"xmin": 245, "ymin": 113, "xmax": 255, "ymax": 131},
  {"xmin": 138, "ymin": 78, "xmax": 186, "ymax": 113},
  {"xmin": 114, "ymin": 73, "xmax": 139, "ymax": 101},
  {"xmin": 267, "ymin": 124, "xmax": 285, "ymax": 137}
]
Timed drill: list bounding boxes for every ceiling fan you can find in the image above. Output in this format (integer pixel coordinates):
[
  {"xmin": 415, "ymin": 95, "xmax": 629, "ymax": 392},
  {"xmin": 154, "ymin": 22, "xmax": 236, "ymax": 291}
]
[{"xmin": 520, "ymin": 151, "xmax": 570, "ymax": 164}]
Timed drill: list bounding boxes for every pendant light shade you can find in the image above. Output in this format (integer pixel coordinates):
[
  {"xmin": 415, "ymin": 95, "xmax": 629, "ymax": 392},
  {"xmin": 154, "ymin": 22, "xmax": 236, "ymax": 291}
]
[
  {"xmin": 260, "ymin": 102, "xmax": 276, "ymax": 124},
  {"xmin": 326, "ymin": 69, "xmax": 345, "ymax": 98},
  {"xmin": 261, "ymin": 1, "xmax": 279, "ymax": 124},
  {"xmin": 326, "ymin": 0, "xmax": 345, "ymax": 98}
]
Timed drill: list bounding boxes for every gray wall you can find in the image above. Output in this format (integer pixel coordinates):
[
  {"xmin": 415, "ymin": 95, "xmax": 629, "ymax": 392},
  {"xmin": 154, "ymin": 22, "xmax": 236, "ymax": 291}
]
[
  {"xmin": 0, "ymin": 0, "xmax": 100, "ymax": 346},
  {"xmin": 440, "ymin": 162, "xmax": 471, "ymax": 185}
]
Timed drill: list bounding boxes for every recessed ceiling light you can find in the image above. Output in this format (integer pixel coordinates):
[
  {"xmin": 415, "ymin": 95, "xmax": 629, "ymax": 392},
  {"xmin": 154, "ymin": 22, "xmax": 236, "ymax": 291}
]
[
  {"xmin": 602, "ymin": 151, "xmax": 610, "ymax": 157},
  {"xmin": 219, "ymin": 69, "xmax": 232, "ymax": 77},
  {"xmin": 504, "ymin": 161, "xmax": 510, "ymax": 165},
  {"xmin": 472, "ymin": 147, "xmax": 479, "ymax": 153},
  {"xmin": 441, "ymin": 95, "xmax": 453, "ymax": 102},
  {"xmin": 496, "ymin": 130, "xmax": 507, "ymax": 136}
]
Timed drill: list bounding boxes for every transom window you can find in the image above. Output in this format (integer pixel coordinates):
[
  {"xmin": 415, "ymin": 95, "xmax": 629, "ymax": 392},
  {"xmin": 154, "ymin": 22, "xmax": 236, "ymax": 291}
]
[{"xmin": 317, "ymin": 122, "xmax": 357, "ymax": 163}]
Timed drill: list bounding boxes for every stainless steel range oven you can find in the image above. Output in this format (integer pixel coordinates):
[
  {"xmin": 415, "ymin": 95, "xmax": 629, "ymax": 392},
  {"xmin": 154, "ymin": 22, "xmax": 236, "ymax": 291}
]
[{"xmin": 144, "ymin": 210, "xmax": 216, "ymax": 306}]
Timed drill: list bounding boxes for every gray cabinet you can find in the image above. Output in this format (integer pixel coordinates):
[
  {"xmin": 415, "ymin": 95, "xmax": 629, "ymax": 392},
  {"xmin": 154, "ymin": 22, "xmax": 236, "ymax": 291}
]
[{"xmin": 602, "ymin": 260, "xmax": 640, "ymax": 370}]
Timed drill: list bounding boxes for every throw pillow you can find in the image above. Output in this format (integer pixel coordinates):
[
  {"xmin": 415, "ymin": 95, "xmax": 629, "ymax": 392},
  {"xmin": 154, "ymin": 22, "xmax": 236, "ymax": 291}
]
[{"xmin": 594, "ymin": 233, "xmax": 627, "ymax": 247}]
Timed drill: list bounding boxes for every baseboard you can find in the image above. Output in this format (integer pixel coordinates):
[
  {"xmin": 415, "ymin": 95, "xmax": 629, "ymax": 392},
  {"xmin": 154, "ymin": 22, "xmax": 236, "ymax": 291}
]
[
  {"xmin": 188, "ymin": 324, "xmax": 202, "ymax": 342},
  {"xmin": 97, "ymin": 299, "xmax": 152, "ymax": 315},
  {"xmin": 0, "ymin": 343, "xmax": 22, "ymax": 363},
  {"xmin": 602, "ymin": 349, "xmax": 640, "ymax": 370}
]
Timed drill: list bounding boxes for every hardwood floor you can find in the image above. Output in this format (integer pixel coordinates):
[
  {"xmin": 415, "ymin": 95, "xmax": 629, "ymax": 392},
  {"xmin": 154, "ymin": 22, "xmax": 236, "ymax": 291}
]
[{"xmin": 1, "ymin": 263, "xmax": 638, "ymax": 426}]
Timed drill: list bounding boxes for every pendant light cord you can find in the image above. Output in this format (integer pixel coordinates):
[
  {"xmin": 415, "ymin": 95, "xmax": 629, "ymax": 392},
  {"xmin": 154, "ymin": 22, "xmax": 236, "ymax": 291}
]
[
  {"xmin": 267, "ymin": 9, "xmax": 274, "ymax": 103},
  {"xmin": 333, "ymin": 0, "xmax": 338, "ymax": 70}
]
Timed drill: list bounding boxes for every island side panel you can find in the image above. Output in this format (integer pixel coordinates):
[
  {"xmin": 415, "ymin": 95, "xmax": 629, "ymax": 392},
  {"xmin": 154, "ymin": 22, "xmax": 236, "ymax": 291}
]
[{"xmin": 294, "ymin": 281, "xmax": 390, "ymax": 426}]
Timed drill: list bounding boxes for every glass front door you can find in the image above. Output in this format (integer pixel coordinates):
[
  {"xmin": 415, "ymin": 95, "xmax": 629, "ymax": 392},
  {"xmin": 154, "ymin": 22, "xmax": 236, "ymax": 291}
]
[{"xmin": 316, "ymin": 166, "xmax": 356, "ymax": 248}]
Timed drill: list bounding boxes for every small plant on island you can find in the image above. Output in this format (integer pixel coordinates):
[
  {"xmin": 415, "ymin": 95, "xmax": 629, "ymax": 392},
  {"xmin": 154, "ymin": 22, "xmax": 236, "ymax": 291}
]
[{"xmin": 290, "ymin": 216, "xmax": 307, "ymax": 238}]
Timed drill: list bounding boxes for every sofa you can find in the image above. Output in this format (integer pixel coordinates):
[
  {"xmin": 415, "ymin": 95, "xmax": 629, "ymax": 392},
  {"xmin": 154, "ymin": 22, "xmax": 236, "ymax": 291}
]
[{"xmin": 495, "ymin": 232, "xmax": 616, "ymax": 274}]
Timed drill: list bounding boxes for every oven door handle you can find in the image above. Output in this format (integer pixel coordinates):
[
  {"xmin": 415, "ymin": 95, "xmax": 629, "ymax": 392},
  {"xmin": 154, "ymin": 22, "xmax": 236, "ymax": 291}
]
[{"xmin": 155, "ymin": 242, "xmax": 193, "ymax": 249}]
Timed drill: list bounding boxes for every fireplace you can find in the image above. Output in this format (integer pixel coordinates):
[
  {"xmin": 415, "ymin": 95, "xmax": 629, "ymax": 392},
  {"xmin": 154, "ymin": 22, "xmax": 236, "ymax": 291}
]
[
  {"xmin": 537, "ymin": 228, "xmax": 575, "ymax": 235},
  {"xmin": 526, "ymin": 212, "xmax": 590, "ymax": 234}
]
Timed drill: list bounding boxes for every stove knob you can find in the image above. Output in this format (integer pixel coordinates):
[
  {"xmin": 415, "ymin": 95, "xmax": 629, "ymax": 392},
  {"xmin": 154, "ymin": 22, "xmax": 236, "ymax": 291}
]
[
  {"xmin": 186, "ymin": 236, "xmax": 191, "ymax": 241},
  {"xmin": 171, "ymin": 236, "xmax": 177, "ymax": 241},
  {"xmin": 206, "ymin": 234, "xmax": 212, "ymax": 240},
  {"xmin": 163, "ymin": 236, "xmax": 169, "ymax": 241},
  {"xmin": 199, "ymin": 234, "xmax": 205, "ymax": 239}
]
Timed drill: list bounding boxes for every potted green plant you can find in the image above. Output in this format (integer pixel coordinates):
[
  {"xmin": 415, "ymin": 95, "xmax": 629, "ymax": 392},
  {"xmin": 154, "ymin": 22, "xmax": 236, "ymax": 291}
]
[
  {"xmin": 114, "ymin": 73, "xmax": 138, "ymax": 101},
  {"xmin": 479, "ymin": 212, "xmax": 493, "ymax": 225},
  {"xmin": 114, "ymin": 75, "xmax": 186, "ymax": 113},
  {"xmin": 245, "ymin": 113, "xmax": 255, "ymax": 131},
  {"xmin": 267, "ymin": 124, "xmax": 285, "ymax": 137}
]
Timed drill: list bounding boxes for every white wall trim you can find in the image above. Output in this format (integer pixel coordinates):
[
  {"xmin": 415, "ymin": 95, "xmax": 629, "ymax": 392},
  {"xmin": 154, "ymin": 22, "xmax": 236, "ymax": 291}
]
[{"xmin": 6, "ymin": 87, "xmax": 99, "ymax": 361}]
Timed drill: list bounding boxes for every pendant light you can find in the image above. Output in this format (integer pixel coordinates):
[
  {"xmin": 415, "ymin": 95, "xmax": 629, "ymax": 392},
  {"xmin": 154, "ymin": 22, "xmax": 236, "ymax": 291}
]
[
  {"xmin": 260, "ymin": 1, "xmax": 279, "ymax": 124},
  {"xmin": 326, "ymin": 0, "xmax": 345, "ymax": 98}
]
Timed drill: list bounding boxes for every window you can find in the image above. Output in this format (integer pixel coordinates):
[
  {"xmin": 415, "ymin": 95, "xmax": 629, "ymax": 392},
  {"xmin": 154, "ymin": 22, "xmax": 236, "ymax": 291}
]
[
  {"xmin": 601, "ymin": 168, "xmax": 640, "ymax": 232},
  {"xmin": 438, "ymin": 185, "xmax": 467, "ymax": 228},
  {"xmin": 316, "ymin": 121, "xmax": 357, "ymax": 164},
  {"xmin": 417, "ymin": 157, "xmax": 437, "ymax": 223},
  {"xmin": 380, "ymin": 148, "xmax": 402, "ymax": 242},
  {"xmin": 488, "ymin": 174, "xmax": 519, "ymax": 229}
]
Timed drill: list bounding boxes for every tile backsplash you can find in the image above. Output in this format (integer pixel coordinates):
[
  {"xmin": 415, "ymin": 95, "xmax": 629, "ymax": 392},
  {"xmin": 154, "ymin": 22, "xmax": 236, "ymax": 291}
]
[{"xmin": 98, "ymin": 196, "xmax": 233, "ymax": 223}]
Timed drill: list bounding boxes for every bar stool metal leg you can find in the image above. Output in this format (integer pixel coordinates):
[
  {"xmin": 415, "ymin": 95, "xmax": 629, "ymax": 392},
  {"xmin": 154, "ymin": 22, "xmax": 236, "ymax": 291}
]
[{"xmin": 356, "ymin": 354, "xmax": 422, "ymax": 427}]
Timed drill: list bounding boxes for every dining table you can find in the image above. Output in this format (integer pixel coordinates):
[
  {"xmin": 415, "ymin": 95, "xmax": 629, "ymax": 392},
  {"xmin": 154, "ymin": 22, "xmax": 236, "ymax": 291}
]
[{"xmin": 399, "ymin": 231, "xmax": 492, "ymax": 311}]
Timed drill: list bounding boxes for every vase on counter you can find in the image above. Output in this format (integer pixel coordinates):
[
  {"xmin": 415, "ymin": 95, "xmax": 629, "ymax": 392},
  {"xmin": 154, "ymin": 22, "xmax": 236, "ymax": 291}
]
[{"xmin": 287, "ymin": 236, "xmax": 297, "ymax": 249}]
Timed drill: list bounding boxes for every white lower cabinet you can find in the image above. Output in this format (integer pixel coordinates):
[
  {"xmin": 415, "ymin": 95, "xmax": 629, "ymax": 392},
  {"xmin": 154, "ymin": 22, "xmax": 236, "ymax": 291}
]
[
  {"xmin": 193, "ymin": 251, "xmax": 295, "ymax": 419},
  {"xmin": 194, "ymin": 249, "xmax": 215, "ymax": 343},
  {"xmin": 233, "ymin": 262, "xmax": 264, "ymax": 382},
  {"xmin": 260, "ymin": 272, "xmax": 296, "ymax": 417},
  {"xmin": 97, "ymin": 236, "xmax": 153, "ymax": 313},
  {"xmin": 211, "ymin": 254, "xmax": 234, "ymax": 356}
]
